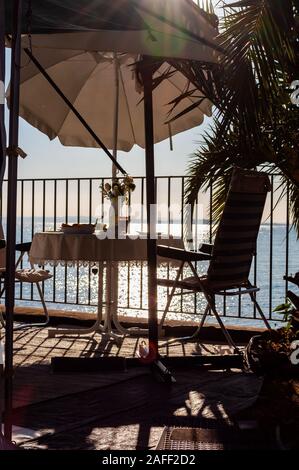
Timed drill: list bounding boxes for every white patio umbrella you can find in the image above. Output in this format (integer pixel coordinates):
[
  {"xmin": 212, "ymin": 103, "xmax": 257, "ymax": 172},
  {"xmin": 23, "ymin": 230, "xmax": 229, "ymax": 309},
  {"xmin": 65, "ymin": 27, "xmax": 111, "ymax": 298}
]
[{"xmin": 10, "ymin": 49, "xmax": 212, "ymax": 152}]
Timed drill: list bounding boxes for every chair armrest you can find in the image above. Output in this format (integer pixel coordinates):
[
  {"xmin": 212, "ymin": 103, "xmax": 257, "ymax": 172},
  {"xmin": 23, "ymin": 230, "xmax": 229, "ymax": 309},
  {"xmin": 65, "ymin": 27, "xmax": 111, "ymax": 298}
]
[
  {"xmin": 0, "ymin": 239, "xmax": 6, "ymax": 249},
  {"xmin": 198, "ymin": 243, "xmax": 213, "ymax": 254},
  {"xmin": 15, "ymin": 242, "xmax": 32, "ymax": 252},
  {"xmin": 157, "ymin": 245, "xmax": 212, "ymax": 262}
]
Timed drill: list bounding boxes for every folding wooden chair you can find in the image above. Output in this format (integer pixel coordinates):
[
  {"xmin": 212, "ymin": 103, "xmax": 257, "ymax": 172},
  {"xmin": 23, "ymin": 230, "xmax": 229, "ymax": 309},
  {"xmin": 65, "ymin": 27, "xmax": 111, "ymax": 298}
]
[{"xmin": 157, "ymin": 168, "xmax": 272, "ymax": 352}]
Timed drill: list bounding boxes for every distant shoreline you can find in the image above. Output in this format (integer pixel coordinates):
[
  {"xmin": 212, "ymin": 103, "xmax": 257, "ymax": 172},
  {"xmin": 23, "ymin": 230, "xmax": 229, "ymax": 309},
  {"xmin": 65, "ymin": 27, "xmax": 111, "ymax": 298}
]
[{"xmin": 0, "ymin": 216, "xmax": 290, "ymax": 226}]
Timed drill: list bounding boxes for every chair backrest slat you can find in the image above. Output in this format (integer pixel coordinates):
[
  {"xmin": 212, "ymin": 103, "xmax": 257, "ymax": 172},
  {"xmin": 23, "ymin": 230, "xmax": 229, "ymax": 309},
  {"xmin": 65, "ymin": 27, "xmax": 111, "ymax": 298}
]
[{"xmin": 207, "ymin": 168, "xmax": 271, "ymax": 289}]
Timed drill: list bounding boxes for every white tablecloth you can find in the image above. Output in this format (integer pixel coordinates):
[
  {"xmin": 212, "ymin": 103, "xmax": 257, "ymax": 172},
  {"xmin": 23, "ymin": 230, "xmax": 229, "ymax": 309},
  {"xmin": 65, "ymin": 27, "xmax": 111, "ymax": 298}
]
[{"xmin": 29, "ymin": 232, "xmax": 184, "ymax": 266}]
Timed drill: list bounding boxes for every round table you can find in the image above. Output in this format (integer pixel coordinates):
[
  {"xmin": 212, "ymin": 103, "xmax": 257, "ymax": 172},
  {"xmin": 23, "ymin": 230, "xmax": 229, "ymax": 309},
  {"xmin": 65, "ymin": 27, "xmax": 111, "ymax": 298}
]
[{"xmin": 29, "ymin": 231, "xmax": 184, "ymax": 340}]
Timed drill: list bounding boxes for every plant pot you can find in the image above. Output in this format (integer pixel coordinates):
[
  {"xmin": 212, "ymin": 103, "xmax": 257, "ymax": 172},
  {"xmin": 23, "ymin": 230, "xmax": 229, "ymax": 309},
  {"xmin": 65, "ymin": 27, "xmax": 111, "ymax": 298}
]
[
  {"xmin": 245, "ymin": 334, "xmax": 299, "ymax": 378},
  {"xmin": 108, "ymin": 197, "xmax": 127, "ymax": 236}
]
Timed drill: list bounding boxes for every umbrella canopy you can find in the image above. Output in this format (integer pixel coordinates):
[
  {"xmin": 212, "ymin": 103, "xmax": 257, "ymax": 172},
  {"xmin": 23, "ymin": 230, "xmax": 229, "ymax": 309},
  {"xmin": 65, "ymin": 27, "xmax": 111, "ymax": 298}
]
[
  {"xmin": 10, "ymin": 49, "xmax": 212, "ymax": 151},
  {"xmin": 5, "ymin": 0, "xmax": 219, "ymax": 62}
]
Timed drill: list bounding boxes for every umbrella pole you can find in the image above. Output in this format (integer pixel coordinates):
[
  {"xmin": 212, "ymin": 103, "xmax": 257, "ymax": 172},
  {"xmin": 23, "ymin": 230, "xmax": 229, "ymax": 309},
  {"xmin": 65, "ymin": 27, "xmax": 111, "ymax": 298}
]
[
  {"xmin": 112, "ymin": 53, "xmax": 120, "ymax": 179},
  {"xmin": 141, "ymin": 62, "xmax": 158, "ymax": 355},
  {"xmin": 4, "ymin": 0, "xmax": 22, "ymax": 440},
  {"xmin": 108, "ymin": 53, "xmax": 120, "ymax": 328},
  {"xmin": 112, "ymin": 53, "xmax": 120, "ymax": 234}
]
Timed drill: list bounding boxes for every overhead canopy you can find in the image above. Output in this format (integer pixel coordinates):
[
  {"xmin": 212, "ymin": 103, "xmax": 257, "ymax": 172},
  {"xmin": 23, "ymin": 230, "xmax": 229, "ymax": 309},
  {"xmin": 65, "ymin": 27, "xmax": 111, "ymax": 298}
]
[
  {"xmin": 4, "ymin": 0, "xmax": 219, "ymax": 62},
  {"xmin": 5, "ymin": 0, "xmax": 147, "ymax": 33}
]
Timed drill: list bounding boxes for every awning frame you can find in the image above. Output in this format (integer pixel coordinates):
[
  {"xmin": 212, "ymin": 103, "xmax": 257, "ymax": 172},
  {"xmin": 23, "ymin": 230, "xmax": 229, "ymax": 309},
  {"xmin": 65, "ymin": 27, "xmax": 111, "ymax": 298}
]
[{"xmin": 2, "ymin": 0, "xmax": 219, "ymax": 440}]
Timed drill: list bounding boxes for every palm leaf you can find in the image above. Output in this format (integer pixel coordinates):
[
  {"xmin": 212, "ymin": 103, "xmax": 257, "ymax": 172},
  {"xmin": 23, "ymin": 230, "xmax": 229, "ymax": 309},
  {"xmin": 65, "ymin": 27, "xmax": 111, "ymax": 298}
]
[{"xmin": 181, "ymin": 1, "xmax": 299, "ymax": 235}]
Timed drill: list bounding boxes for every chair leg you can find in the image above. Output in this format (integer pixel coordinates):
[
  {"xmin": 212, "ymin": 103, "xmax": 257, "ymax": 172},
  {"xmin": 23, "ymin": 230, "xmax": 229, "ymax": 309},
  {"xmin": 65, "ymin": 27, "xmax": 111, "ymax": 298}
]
[
  {"xmin": 178, "ymin": 260, "xmax": 240, "ymax": 352},
  {"xmin": 14, "ymin": 281, "xmax": 50, "ymax": 331},
  {"xmin": 189, "ymin": 304, "xmax": 210, "ymax": 339},
  {"xmin": 207, "ymin": 297, "xmax": 240, "ymax": 353},
  {"xmin": 159, "ymin": 263, "xmax": 184, "ymax": 332},
  {"xmin": 249, "ymin": 290, "xmax": 271, "ymax": 330},
  {"xmin": 0, "ymin": 282, "xmax": 5, "ymax": 327},
  {"xmin": 158, "ymin": 304, "xmax": 210, "ymax": 347},
  {"xmin": 35, "ymin": 281, "xmax": 50, "ymax": 324}
]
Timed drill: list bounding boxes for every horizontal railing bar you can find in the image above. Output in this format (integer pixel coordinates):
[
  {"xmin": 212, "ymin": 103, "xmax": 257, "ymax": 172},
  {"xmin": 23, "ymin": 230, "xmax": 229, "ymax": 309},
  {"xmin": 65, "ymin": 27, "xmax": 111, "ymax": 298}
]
[{"xmin": 3, "ymin": 173, "xmax": 281, "ymax": 183}]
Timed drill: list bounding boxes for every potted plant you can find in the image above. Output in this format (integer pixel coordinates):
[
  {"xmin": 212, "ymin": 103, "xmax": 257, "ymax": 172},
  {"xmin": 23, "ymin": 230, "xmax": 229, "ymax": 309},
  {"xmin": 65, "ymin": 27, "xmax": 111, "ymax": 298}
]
[{"xmin": 245, "ymin": 301, "xmax": 299, "ymax": 376}]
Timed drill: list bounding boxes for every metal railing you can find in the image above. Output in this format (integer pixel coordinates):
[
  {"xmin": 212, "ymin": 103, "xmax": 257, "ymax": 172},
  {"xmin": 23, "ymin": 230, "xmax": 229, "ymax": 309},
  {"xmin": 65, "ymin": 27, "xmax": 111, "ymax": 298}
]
[{"xmin": 0, "ymin": 174, "xmax": 296, "ymax": 326}]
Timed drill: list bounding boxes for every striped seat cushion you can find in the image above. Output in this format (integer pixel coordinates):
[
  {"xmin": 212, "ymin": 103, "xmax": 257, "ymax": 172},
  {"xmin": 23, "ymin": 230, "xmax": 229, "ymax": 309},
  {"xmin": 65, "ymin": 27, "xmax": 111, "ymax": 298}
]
[{"xmin": 15, "ymin": 268, "xmax": 53, "ymax": 283}]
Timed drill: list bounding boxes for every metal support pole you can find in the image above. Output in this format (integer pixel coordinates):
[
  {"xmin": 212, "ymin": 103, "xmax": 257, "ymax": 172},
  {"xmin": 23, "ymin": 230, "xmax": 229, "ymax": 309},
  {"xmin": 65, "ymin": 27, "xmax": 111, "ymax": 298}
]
[
  {"xmin": 141, "ymin": 61, "xmax": 158, "ymax": 356},
  {"xmin": 0, "ymin": 0, "xmax": 5, "ymax": 436},
  {"xmin": 0, "ymin": 0, "xmax": 6, "ymax": 191},
  {"xmin": 4, "ymin": 0, "xmax": 22, "ymax": 440}
]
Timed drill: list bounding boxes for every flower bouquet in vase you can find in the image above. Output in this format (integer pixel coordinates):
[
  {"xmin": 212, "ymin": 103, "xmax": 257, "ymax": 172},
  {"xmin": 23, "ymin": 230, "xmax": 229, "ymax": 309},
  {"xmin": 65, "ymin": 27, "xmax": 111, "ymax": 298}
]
[{"xmin": 101, "ymin": 176, "xmax": 135, "ymax": 235}]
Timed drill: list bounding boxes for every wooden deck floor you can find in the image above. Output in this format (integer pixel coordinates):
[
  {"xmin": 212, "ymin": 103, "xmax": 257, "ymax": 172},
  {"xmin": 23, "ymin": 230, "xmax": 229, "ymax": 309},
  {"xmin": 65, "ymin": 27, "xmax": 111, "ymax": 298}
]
[
  {"xmin": 0, "ymin": 323, "xmax": 281, "ymax": 450},
  {"xmin": 10, "ymin": 325, "xmax": 235, "ymax": 407}
]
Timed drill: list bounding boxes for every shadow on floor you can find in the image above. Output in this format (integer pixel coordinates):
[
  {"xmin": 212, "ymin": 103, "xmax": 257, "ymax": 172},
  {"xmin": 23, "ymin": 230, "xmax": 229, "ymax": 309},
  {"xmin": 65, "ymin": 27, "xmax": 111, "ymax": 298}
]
[{"xmin": 11, "ymin": 367, "xmax": 265, "ymax": 450}]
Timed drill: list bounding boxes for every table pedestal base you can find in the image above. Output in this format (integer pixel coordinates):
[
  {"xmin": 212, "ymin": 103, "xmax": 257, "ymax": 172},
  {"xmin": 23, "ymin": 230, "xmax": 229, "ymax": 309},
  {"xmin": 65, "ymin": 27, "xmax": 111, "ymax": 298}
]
[
  {"xmin": 47, "ymin": 261, "xmax": 148, "ymax": 341},
  {"xmin": 48, "ymin": 263, "xmax": 121, "ymax": 343}
]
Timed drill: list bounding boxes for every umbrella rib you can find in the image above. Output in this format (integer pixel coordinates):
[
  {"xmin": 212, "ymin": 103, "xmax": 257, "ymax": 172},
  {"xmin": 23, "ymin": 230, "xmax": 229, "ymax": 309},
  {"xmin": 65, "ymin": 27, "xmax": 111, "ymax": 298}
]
[{"xmin": 119, "ymin": 66, "xmax": 137, "ymax": 146}]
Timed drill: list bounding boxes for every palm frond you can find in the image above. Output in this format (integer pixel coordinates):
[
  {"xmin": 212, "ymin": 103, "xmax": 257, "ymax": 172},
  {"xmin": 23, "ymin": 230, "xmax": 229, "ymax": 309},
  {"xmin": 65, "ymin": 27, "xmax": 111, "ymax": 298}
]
[{"xmin": 181, "ymin": 1, "xmax": 299, "ymax": 234}]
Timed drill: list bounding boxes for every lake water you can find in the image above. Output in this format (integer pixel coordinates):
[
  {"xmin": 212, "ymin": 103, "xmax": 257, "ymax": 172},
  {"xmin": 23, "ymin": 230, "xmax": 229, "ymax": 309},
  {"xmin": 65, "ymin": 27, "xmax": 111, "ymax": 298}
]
[{"xmin": 3, "ymin": 218, "xmax": 299, "ymax": 329}]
